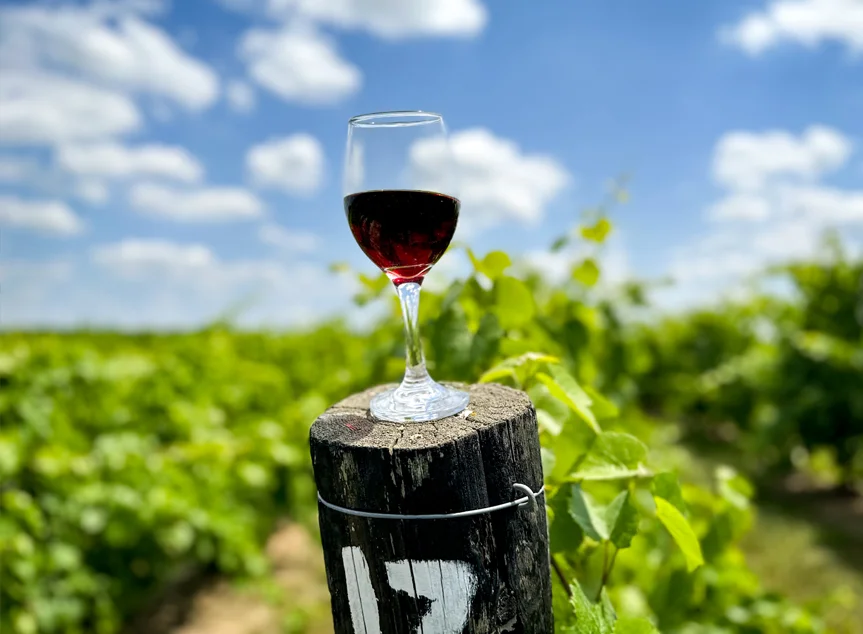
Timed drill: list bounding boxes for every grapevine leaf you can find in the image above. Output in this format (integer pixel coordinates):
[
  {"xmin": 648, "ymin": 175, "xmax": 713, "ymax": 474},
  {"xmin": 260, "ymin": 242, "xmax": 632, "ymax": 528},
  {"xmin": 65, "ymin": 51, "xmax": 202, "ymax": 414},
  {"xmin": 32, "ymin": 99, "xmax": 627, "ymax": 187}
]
[
  {"xmin": 568, "ymin": 582, "xmax": 615, "ymax": 634},
  {"xmin": 569, "ymin": 485, "xmax": 608, "ymax": 541},
  {"xmin": 652, "ymin": 472, "xmax": 687, "ymax": 515},
  {"xmin": 481, "ymin": 251, "xmax": 512, "ymax": 280},
  {"xmin": 573, "ymin": 259, "xmax": 600, "ymax": 287},
  {"xmin": 654, "ymin": 497, "xmax": 705, "ymax": 572},
  {"xmin": 466, "ymin": 247, "xmax": 482, "ymax": 272},
  {"xmin": 479, "ymin": 352, "xmax": 559, "ymax": 384},
  {"xmin": 581, "ymin": 218, "xmax": 613, "ymax": 244},
  {"xmin": 536, "ymin": 408, "xmax": 563, "ymax": 436},
  {"xmin": 606, "ymin": 491, "xmax": 639, "ymax": 549},
  {"xmin": 549, "ymin": 485, "xmax": 584, "ymax": 553},
  {"xmin": 358, "ymin": 272, "xmax": 389, "ymax": 293},
  {"xmin": 478, "ymin": 367, "xmax": 517, "ymax": 384},
  {"xmin": 440, "ymin": 280, "xmax": 465, "ymax": 311},
  {"xmin": 469, "ymin": 313, "xmax": 502, "ymax": 372},
  {"xmin": 551, "ymin": 235, "xmax": 569, "ymax": 252},
  {"xmin": 613, "ymin": 617, "xmax": 659, "ymax": 634},
  {"xmin": 716, "ymin": 466, "xmax": 753, "ymax": 510},
  {"xmin": 583, "ymin": 386, "xmax": 619, "ymax": 420},
  {"xmin": 536, "ymin": 366, "xmax": 601, "ymax": 433},
  {"xmin": 494, "ymin": 276, "xmax": 535, "ymax": 329},
  {"xmin": 572, "ymin": 432, "xmax": 649, "ymax": 481},
  {"xmin": 429, "ymin": 302, "xmax": 471, "ymax": 376},
  {"xmin": 541, "ymin": 447, "xmax": 557, "ymax": 476}
]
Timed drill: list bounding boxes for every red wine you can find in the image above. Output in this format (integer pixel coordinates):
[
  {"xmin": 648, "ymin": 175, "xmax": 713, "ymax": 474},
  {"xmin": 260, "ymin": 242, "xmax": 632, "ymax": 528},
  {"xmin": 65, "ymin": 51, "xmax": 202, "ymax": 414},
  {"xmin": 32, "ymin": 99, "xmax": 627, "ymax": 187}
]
[{"xmin": 345, "ymin": 190, "xmax": 459, "ymax": 285}]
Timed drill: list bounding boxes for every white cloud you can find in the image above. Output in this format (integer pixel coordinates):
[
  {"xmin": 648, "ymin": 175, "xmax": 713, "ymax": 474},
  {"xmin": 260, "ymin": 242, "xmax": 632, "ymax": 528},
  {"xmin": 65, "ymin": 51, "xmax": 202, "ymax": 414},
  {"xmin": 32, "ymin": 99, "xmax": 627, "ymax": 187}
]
[
  {"xmin": 662, "ymin": 123, "xmax": 863, "ymax": 312},
  {"xmin": 713, "ymin": 125, "xmax": 852, "ymax": 191},
  {"xmin": 410, "ymin": 128, "xmax": 570, "ymax": 232},
  {"xmin": 707, "ymin": 193, "xmax": 772, "ymax": 221},
  {"xmin": 264, "ymin": 0, "xmax": 488, "ymax": 38},
  {"xmin": 92, "ymin": 239, "xmax": 215, "ymax": 272},
  {"xmin": 258, "ymin": 223, "xmax": 320, "ymax": 252},
  {"xmin": 0, "ymin": 71, "xmax": 141, "ymax": 146},
  {"xmin": 0, "ymin": 4, "xmax": 219, "ymax": 109},
  {"xmin": 75, "ymin": 180, "xmax": 110, "ymax": 205},
  {"xmin": 226, "ymin": 80, "xmax": 256, "ymax": 113},
  {"xmin": 781, "ymin": 184, "xmax": 863, "ymax": 222},
  {"xmin": 247, "ymin": 134, "xmax": 325, "ymax": 194},
  {"xmin": 722, "ymin": 0, "xmax": 863, "ymax": 55},
  {"xmin": 0, "ymin": 196, "xmax": 84, "ymax": 236},
  {"xmin": 57, "ymin": 142, "xmax": 204, "ymax": 182},
  {"xmin": 0, "ymin": 154, "xmax": 111, "ymax": 204},
  {"xmin": 239, "ymin": 25, "xmax": 361, "ymax": 104},
  {"xmin": 77, "ymin": 237, "xmax": 355, "ymax": 328},
  {"xmin": 666, "ymin": 215, "xmax": 854, "ymax": 292},
  {"xmin": 129, "ymin": 183, "xmax": 264, "ymax": 222},
  {"xmin": 685, "ymin": 182, "xmax": 863, "ymax": 283}
]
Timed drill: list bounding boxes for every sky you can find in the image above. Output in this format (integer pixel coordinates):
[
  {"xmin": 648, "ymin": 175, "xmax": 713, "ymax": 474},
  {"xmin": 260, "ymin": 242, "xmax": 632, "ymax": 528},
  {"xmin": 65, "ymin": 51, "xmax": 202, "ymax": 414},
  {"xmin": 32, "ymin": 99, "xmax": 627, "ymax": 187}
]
[{"xmin": 1, "ymin": 0, "xmax": 861, "ymax": 329}]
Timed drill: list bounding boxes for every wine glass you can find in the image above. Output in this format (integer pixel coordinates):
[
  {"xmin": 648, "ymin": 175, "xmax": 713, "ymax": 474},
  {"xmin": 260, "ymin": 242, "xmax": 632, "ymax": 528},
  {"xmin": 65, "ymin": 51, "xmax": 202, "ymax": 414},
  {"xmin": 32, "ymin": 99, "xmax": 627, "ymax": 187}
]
[{"xmin": 344, "ymin": 111, "xmax": 469, "ymax": 422}]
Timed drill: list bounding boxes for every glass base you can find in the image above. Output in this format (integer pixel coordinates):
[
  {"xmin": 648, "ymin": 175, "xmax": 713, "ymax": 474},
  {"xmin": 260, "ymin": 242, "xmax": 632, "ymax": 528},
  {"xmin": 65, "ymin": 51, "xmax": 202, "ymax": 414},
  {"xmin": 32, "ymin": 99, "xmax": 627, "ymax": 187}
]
[{"xmin": 370, "ymin": 378, "xmax": 469, "ymax": 423}]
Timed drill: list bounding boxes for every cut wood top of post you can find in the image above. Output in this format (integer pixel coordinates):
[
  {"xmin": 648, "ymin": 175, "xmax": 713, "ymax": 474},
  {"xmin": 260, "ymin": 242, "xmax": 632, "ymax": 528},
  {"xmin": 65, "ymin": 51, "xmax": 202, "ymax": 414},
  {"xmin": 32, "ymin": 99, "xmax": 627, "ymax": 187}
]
[{"xmin": 310, "ymin": 383, "xmax": 532, "ymax": 451}]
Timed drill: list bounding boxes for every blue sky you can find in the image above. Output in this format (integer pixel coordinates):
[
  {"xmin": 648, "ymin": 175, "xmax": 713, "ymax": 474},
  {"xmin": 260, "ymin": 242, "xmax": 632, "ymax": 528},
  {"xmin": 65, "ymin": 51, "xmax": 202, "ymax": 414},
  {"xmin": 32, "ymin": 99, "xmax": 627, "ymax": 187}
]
[{"xmin": 1, "ymin": 0, "xmax": 861, "ymax": 328}]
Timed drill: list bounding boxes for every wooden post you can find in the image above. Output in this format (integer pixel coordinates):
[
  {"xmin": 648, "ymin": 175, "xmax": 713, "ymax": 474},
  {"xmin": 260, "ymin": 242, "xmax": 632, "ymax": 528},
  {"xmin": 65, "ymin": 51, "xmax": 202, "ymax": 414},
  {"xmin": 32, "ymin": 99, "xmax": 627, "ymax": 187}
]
[{"xmin": 309, "ymin": 383, "xmax": 553, "ymax": 634}]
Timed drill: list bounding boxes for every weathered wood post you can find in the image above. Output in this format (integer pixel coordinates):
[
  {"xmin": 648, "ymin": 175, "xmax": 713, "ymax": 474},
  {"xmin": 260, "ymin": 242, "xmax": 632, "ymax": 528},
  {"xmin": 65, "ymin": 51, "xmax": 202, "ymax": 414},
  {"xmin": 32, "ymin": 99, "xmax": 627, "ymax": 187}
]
[{"xmin": 309, "ymin": 383, "xmax": 553, "ymax": 633}]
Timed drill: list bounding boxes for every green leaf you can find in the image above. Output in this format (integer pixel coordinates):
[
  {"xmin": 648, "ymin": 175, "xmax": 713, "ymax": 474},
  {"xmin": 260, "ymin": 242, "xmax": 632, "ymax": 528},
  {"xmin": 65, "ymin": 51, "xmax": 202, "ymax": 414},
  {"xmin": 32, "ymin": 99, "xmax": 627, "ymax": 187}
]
[
  {"xmin": 652, "ymin": 472, "xmax": 687, "ymax": 515},
  {"xmin": 541, "ymin": 447, "xmax": 556, "ymax": 476},
  {"xmin": 439, "ymin": 279, "xmax": 465, "ymax": 311},
  {"xmin": 358, "ymin": 272, "xmax": 389, "ymax": 293},
  {"xmin": 613, "ymin": 617, "xmax": 659, "ymax": 634},
  {"xmin": 536, "ymin": 408, "xmax": 563, "ymax": 436},
  {"xmin": 569, "ymin": 582, "xmax": 615, "ymax": 634},
  {"xmin": 469, "ymin": 313, "xmax": 502, "ymax": 371},
  {"xmin": 568, "ymin": 486, "xmax": 638, "ymax": 549},
  {"xmin": 494, "ymin": 276, "xmax": 535, "ymax": 329},
  {"xmin": 581, "ymin": 218, "xmax": 612, "ymax": 244},
  {"xmin": 583, "ymin": 386, "xmax": 619, "ymax": 420},
  {"xmin": 572, "ymin": 259, "xmax": 600, "ymax": 287},
  {"xmin": 715, "ymin": 466, "xmax": 753, "ymax": 510},
  {"xmin": 429, "ymin": 302, "xmax": 472, "ymax": 376},
  {"xmin": 536, "ymin": 365, "xmax": 601, "ymax": 433},
  {"xmin": 478, "ymin": 366, "xmax": 518, "ymax": 384},
  {"xmin": 479, "ymin": 352, "xmax": 559, "ymax": 384},
  {"xmin": 569, "ymin": 485, "xmax": 608, "ymax": 541},
  {"xmin": 551, "ymin": 235, "xmax": 569, "ymax": 252},
  {"xmin": 466, "ymin": 247, "xmax": 482, "ymax": 272},
  {"xmin": 549, "ymin": 485, "xmax": 584, "ymax": 553},
  {"xmin": 606, "ymin": 491, "xmax": 639, "ymax": 549},
  {"xmin": 572, "ymin": 432, "xmax": 649, "ymax": 481},
  {"xmin": 654, "ymin": 497, "xmax": 705, "ymax": 572},
  {"xmin": 481, "ymin": 251, "xmax": 512, "ymax": 280}
]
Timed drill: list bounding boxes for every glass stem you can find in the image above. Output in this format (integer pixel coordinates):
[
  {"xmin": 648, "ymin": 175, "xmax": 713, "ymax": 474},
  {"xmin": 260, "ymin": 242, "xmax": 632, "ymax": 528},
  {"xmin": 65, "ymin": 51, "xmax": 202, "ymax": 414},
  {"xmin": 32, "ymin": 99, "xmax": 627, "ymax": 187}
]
[{"xmin": 395, "ymin": 282, "xmax": 430, "ymax": 384}]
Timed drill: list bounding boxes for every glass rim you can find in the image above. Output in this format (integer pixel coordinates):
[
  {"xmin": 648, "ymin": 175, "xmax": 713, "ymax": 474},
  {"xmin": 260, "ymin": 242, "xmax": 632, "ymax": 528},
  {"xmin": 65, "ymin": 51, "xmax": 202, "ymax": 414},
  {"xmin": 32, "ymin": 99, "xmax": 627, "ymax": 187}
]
[{"xmin": 348, "ymin": 110, "xmax": 443, "ymax": 128}]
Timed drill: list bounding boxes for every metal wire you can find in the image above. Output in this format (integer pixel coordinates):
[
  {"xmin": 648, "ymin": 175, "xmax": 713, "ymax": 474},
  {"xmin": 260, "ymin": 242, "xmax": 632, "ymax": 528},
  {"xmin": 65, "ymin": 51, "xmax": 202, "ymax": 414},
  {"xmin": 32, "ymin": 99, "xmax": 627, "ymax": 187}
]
[{"xmin": 317, "ymin": 483, "xmax": 545, "ymax": 520}]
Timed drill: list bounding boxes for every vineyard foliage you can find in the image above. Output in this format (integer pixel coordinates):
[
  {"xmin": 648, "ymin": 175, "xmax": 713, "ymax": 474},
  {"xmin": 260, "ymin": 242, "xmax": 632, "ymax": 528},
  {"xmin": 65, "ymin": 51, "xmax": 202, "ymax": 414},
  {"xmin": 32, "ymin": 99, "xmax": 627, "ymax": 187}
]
[
  {"xmin": 1, "ymin": 210, "xmax": 859, "ymax": 633},
  {"xmin": 627, "ymin": 242, "xmax": 863, "ymax": 487}
]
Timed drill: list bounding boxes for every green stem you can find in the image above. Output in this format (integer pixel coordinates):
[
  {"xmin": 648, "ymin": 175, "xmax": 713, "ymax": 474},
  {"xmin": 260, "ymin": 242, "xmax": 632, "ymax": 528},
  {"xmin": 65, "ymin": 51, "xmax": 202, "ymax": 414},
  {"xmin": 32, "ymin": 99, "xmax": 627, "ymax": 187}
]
[
  {"xmin": 551, "ymin": 555, "xmax": 572, "ymax": 598},
  {"xmin": 597, "ymin": 542, "xmax": 618, "ymax": 600}
]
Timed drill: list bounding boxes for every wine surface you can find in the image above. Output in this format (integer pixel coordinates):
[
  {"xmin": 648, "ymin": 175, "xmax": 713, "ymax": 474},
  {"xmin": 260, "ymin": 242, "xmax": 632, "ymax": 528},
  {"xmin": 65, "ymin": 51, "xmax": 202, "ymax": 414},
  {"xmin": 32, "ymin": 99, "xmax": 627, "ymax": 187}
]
[{"xmin": 344, "ymin": 190, "xmax": 460, "ymax": 285}]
